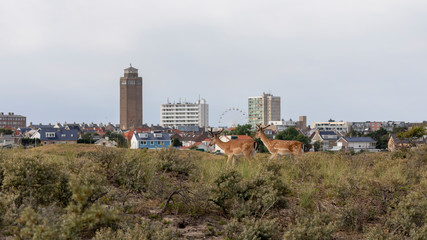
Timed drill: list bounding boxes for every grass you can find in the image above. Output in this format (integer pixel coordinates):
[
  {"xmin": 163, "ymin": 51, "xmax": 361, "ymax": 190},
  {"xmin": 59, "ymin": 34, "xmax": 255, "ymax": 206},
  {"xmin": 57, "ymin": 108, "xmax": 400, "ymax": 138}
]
[{"xmin": 0, "ymin": 144, "xmax": 426, "ymax": 239}]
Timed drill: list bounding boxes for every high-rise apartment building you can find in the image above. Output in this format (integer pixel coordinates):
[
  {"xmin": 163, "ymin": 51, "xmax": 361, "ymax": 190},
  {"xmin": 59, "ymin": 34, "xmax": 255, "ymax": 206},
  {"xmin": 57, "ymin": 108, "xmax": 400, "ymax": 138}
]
[
  {"xmin": 248, "ymin": 93, "xmax": 281, "ymax": 127},
  {"xmin": 0, "ymin": 112, "xmax": 26, "ymax": 129},
  {"xmin": 120, "ymin": 65, "xmax": 143, "ymax": 130},
  {"xmin": 160, "ymin": 98, "xmax": 209, "ymax": 129}
]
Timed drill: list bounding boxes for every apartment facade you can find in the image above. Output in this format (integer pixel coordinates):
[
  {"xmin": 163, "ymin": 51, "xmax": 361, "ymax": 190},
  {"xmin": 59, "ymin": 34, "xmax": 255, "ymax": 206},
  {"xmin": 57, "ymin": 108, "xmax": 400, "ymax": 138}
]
[
  {"xmin": 0, "ymin": 112, "xmax": 26, "ymax": 129},
  {"xmin": 312, "ymin": 121, "xmax": 350, "ymax": 134},
  {"xmin": 160, "ymin": 98, "xmax": 209, "ymax": 128},
  {"xmin": 120, "ymin": 65, "xmax": 143, "ymax": 130},
  {"xmin": 248, "ymin": 93, "xmax": 281, "ymax": 127}
]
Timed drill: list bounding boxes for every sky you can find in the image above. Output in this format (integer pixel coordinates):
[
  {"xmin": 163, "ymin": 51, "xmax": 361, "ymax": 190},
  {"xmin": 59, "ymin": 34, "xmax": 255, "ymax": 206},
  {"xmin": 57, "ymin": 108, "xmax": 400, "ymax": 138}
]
[{"xmin": 1, "ymin": 0, "xmax": 426, "ymax": 127}]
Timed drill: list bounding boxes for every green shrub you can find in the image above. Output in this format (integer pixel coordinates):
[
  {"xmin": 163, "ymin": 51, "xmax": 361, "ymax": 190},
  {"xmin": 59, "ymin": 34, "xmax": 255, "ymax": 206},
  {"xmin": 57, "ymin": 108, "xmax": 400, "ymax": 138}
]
[
  {"xmin": 386, "ymin": 191, "xmax": 427, "ymax": 238},
  {"xmin": 60, "ymin": 162, "xmax": 118, "ymax": 239},
  {"xmin": 2, "ymin": 153, "xmax": 71, "ymax": 207},
  {"xmin": 13, "ymin": 207, "xmax": 60, "ymax": 240},
  {"xmin": 155, "ymin": 148, "xmax": 194, "ymax": 177},
  {"xmin": 225, "ymin": 218, "xmax": 280, "ymax": 240},
  {"xmin": 94, "ymin": 221, "xmax": 178, "ymax": 240},
  {"xmin": 364, "ymin": 226, "xmax": 399, "ymax": 240},
  {"xmin": 210, "ymin": 166, "xmax": 288, "ymax": 218},
  {"xmin": 337, "ymin": 204, "xmax": 375, "ymax": 232},
  {"xmin": 283, "ymin": 212, "xmax": 335, "ymax": 240}
]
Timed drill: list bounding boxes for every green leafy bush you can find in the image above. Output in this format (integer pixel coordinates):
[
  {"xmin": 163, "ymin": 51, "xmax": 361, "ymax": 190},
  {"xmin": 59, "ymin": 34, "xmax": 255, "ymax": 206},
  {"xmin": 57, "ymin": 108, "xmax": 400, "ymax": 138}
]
[
  {"xmin": 225, "ymin": 218, "xmax": 280, "ymax": 240},
  {"xmin": 1, "ymin": 153, "xmax": 71, "ymax": 207},
  {"xmin": 94, "ymin": 221, "xmax": 178, "ymax": 240},
  {"xmin": 337, "ymin": 204, "xmax": 376, "ymax": 232},
  {"xmin": 385, "ymin": 191, "xmax": 427, "ymax": 238},
  {"xmin": 210, "ymin": 165, "xmax": 288, "ymax": 218},
  {"xmin": 155, "ymin": 148, "xmax": 194, "ymax": 176},
  {"xmin": 60, "ymin": 162, "xmax": 118, "ymax": 239},
  {"xmin": 283, "ymin": 212, "xmax": 335, "ymax": 240}
]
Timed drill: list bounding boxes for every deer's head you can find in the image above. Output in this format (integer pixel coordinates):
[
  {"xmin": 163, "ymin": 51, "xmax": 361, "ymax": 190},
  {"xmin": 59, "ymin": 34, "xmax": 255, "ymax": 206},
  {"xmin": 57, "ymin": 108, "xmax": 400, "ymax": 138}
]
[
  {"xmin": 255, "ymin": 124, "xmax": 270, "ymax": 139},
  {"xmin": 208, "ymin": 128, "xmax": 224, "ymax": 146}
]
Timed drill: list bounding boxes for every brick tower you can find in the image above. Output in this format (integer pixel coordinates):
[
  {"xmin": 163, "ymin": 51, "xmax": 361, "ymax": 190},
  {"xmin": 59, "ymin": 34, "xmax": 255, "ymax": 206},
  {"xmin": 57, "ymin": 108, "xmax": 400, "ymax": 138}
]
[{"xmin": 120, "ymin": 65, "xmax": 143, "ymax": 130}]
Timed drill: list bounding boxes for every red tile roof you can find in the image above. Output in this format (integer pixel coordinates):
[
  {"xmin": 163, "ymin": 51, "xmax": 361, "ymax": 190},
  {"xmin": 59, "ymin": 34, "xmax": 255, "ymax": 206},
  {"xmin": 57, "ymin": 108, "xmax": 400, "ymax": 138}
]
[{"xmin": 123, "ymin": 131, "xmax": 134, "ymax": 141}]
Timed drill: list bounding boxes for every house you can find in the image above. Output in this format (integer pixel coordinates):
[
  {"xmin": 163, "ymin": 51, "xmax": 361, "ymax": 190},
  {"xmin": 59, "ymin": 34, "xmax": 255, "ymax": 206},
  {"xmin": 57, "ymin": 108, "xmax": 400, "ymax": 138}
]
[
  {"xmin": 31, "ymin": 128, "xmax": 79, "ymax": 145},
  {"xmin": 334, "ymin": 137, "xmax": 377, "ymax": 152},
  {"xmin": 310, "ymin": 130, "xmax": 340, "ymax": 151},
  {"xmin": 130, "ymin": 131, "xmax": 171, "ymax": 149},
  {"xmin": 181, "ymin": 132, "xmax": 209, "ymax": 147},
  {"xmin": 0, "ymin": 134, "xmax": 21, "ymax": 149},
  {"xmin": 388, "ymin": 134, "xmax": 426, "ymax": 152},
  {"xmin": 95, "ymin": 138, "xmax": 117, "ymax": 148}
]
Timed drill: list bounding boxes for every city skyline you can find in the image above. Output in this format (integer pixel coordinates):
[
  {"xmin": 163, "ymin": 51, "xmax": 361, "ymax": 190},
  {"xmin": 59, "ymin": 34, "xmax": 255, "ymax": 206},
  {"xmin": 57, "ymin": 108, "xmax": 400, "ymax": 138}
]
[{"xmin": 1, "ymin": 1, "xmax": 426, "ymax": 125}]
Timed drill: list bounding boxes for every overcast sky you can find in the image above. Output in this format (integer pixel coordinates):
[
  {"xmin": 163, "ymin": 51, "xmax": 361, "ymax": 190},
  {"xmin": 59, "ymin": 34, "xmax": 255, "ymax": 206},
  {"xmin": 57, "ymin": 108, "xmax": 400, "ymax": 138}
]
[{"xmin": 1, "ymin": 0, "xmax": 426, "ymax": 127}]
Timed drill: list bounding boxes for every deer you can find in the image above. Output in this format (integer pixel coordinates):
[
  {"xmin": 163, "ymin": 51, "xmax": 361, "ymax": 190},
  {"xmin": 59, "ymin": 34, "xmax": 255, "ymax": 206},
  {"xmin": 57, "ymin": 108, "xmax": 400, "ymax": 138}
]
[
  {"xmin": 208, "ymin": 128, "xmax": 257, "ymax": 165},
  {"xmin": 255, "ymin": 124, "xmax": 303, "ymax": 159}
]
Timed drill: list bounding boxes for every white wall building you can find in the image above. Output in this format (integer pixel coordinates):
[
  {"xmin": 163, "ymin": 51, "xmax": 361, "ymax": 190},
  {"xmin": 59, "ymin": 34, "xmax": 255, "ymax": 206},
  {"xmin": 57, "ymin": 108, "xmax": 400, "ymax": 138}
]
[
  {"xmin": 312, "ymin": 121, "xmax": 350, "ymax": 134},
  {"xmin": 160, "ymin": 98, "xmax": 209, "ymax": 128}
]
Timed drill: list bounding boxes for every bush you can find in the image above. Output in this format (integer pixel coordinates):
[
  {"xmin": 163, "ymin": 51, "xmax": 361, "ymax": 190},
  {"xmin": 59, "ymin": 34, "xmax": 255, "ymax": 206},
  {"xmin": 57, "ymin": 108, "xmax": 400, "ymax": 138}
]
[
  {"xmin": 13, "ymin": 207, "xmax": 60, "ymax": 240},
  {"xmin": 155, "ymin": 148, "xmax": 194, "ymax": 177},
  {"xmin": 225, "ymin": 218, "xmax": 280, "ymax": 240},
  {"xmin": 1, "ymin": 153, "xmax": 71, "ymax": 208},
  {"xmin": 94, "ymin": 221, "xmax": 178, "ymax": 240},
  {"xmin": 283, "ymin": 212, "xmax": 335, "ymax": 240},
  {"xmin": 385, "ymin": 191, "xmax": 427, "ymax": 238},
  {"xmin": 210, "ymin": 165, "xmax": 288, "ymax": 218},
  {"xmin": 337, "ymin": 204, "xmax": 376, "ymax": 232},
  {"xmin": 92, "ymin": 148, "xmax": 150, "ymax": 193},
  {"xmin": 60, "ymin": 162, "xmax": 118, "ymax": 239}
]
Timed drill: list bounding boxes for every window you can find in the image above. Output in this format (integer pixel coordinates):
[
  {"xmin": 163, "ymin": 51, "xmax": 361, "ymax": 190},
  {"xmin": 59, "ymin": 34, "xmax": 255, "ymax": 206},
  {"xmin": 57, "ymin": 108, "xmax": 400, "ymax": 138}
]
[
  {"xmin": 150, "ymin": 141, "xmax": 154, "ymax": 145},
  {"xmin": 121, "ymin": 81, "xmax": 126, "ymax": 85},
  {"xmin": 61, "ymin": 134, "xmax": 66, "ymax": 137},
  {"xmin": 45, "ymin": 132, "xmax": 55, "ymax": 138}
]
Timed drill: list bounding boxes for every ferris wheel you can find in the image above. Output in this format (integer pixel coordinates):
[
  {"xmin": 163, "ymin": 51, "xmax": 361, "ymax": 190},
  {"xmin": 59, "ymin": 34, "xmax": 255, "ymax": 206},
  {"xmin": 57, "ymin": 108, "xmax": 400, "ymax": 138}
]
[{"xmin": 218, "ymin": 107, "xmax": 248, "ymax": 128}]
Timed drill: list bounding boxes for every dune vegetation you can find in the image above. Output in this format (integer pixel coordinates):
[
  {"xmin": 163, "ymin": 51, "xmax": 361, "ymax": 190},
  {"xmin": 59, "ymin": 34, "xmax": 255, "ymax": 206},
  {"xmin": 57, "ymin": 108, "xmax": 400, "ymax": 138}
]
[{"xmin": 0, "ymin": 145, "xmax": 426, "ymax": 239}]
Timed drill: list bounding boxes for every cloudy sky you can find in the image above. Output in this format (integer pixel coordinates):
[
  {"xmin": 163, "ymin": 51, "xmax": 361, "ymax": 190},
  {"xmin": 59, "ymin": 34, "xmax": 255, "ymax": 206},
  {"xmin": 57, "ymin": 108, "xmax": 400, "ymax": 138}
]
[{"xmin": 1, "ymin": 0, "xmax": 426, "ymax": 127}]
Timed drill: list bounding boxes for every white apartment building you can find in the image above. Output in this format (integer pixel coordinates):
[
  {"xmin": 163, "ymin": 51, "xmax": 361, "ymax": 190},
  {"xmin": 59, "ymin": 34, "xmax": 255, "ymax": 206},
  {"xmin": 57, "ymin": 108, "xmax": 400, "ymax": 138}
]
[
  {"xmin": 312, "ymin": 121, "xmax": 350, "ymax": 134},
  {"xmin": 160, "ymin": 98, "xmax": 209, "ymax": 128}
]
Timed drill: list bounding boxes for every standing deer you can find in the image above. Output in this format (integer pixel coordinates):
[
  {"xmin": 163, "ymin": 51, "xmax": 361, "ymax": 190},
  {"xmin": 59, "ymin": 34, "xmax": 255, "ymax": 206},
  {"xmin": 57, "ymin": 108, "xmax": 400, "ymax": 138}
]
[
  {"xmin": 208, "ymin": 128, "xmax": 257, "ymax": 165},
  {"xmin": 255, "ymin": 124, "xmax": 303, "ymax": 159}
]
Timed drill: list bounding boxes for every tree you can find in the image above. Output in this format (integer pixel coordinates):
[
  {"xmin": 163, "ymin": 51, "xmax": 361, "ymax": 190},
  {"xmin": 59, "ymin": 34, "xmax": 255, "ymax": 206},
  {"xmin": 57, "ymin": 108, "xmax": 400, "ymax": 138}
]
[
  {"xmin": 78, "ymin": 132, "xmax": 97, "ymax": 144},
  {"xmin": 225, "ymin": 124, "xmax": 253, "ymax": 136},
  {"xmin": 275, "ymin": 127, "xmax": 311, "ymax": 151},
  {"xmin": 255, "ymin": 138, "xmax": 269, "ymax": 153},
  {"xmin": 398, "ymin": 125, "xmax": 426, "ymax": 139},
  {"xmin": 104, "ymin": 132, "xmax": 128, "ymax": 148},
  {"xmin": 313, "ymin": 141, "xmax": 321, "ymax": 152},
  {"xmin": 275, "ymin": 127, "xmax": 299, "ymax": 140},
  {"xmin": 0, "ymin": 128, "xmax": 13, "ymax": 135},
  {"xmin": 172, "ymin": 138, "xmax": 182, "ymax": 147},
  {"xmin": 346, "ymin": 129, "xmax": 362, "ymax": 137},
  {"xmin": 367, "ymin": 127, "xmax": 389, "ymax": 149}
]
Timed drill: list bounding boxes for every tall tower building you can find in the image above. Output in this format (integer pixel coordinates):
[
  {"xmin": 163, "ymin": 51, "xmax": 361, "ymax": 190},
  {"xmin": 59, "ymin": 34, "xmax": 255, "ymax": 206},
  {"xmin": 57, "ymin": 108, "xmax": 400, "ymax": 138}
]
[
  {"xmin": 120, "ymin": 65, "xmax": 143, "ymax": 130},
  {"xmin": 248, "ymin": 92, "xmax": 281, "ymax": 127}
]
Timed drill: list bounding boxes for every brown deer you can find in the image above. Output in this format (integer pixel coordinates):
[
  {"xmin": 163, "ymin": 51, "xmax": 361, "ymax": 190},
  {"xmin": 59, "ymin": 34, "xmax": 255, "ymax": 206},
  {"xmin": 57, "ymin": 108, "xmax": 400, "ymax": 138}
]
[
  {"xmin": 208, "ymin": 128, "xmax": 257, "ymax": 165},
  {"xmin": 255, "ymin": 124, "xmax": 303, "ymax": 159}
]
